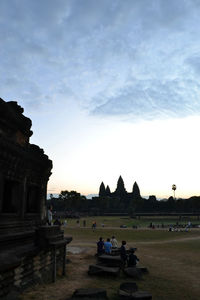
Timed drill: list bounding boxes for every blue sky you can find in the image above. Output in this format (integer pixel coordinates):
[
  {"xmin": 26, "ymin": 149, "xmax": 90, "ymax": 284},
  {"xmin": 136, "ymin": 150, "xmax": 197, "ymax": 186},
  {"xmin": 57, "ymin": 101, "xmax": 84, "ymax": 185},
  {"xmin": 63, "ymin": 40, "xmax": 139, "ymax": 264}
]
[{"xmin": 1, "ymin": 0, "xmax": 200, "ymax": 198}]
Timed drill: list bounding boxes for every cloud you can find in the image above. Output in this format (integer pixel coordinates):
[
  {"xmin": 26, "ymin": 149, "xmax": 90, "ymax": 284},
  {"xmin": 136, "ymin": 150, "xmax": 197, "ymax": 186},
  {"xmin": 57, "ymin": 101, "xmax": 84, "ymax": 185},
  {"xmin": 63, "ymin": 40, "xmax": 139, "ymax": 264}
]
[
  {"xmin": 92, "ymin": 79, "xmax": 200, "ymax": 119},
  {"xmin": 1, "ymin": 0, "xmax": 200, "ymax": 119}
]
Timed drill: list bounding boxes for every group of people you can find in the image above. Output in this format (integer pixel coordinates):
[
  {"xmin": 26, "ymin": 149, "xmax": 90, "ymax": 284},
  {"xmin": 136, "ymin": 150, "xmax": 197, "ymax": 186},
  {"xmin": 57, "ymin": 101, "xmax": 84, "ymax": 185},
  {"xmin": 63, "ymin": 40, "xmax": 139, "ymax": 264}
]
[
  {"xmin": 97, "ymin": 237, "xmax": 139, "ymax": 267},
  {"xmin": 97, "ymin": 236, "xmax": 118, "ymax": 255}
]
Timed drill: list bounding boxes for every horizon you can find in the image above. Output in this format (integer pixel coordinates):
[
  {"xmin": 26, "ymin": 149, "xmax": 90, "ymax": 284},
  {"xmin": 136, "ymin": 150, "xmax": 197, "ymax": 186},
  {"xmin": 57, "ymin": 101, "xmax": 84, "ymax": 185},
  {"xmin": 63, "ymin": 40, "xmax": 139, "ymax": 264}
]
[
  {"xmin": 1, "ymin": 0, "xmax": 200, "ymax": 199},
  {"xmin": 47, "ymin": 192, "xmax": 200, "ymax": 200}
]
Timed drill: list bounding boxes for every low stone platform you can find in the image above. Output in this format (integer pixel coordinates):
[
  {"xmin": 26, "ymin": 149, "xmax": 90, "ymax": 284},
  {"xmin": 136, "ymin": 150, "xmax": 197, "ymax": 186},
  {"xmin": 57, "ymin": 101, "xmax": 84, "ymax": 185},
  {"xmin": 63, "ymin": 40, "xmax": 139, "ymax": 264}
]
[
  {"xmin": 88, "ymin": 264, "xmax": 120, "ymax": 276},
  {"xmin": 127, "ymin": 291, "xmax": 152, "ymax": 299},
  {"xmin": 136, "ymin": 266, "xmax": 148, "ymax": 274},
  {"xmin": 69, "ymin": 298, "xmax": 107, "ymax": 300},
  {"xmin": 111, "ymin": 248, "xmax": 137, "ymax": 257},
  {"xmin": 69, "ymin": 288, "xmax": 107, "ymax": 299},
  {"xmin": 119, "ymin": 282, "xmax": 138, "ymax": 298},
  {"xmin": 98, "ymin": 254, "xmax": 122, "ymax": 267},
  {"xmin": 123, "ymin": 267, "xmax": 143, "ymax": 279}
]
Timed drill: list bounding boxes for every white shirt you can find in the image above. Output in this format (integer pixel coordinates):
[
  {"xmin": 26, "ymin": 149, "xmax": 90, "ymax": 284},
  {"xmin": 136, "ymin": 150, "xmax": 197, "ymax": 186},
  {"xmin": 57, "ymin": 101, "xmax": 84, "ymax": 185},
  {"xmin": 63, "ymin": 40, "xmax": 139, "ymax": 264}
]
[{"xmin": 111, "ymin": 238, "xmax": 118, "ymax": 248}]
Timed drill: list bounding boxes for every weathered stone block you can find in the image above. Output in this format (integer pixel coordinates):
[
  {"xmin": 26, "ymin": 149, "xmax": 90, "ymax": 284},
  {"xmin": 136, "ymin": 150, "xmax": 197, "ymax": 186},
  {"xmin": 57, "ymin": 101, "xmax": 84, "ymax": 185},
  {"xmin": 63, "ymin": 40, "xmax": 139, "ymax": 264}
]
[
  {"xmin": 98, "ymin": 254, "xmax": 122, "ymax": 267},
  {"xmin": 88, "ymin": 264, "xmax": 120, "ymax": 276},
  {"xmin": 71, "ymin": 288, "xmax": 107, "ymax": 299},
  {"xmin": 136, "ymin": 267, "xmax": 148, "ymax": 274},
  {"xmin": 129, "ymin": 291, "xmax": 152, "ymax": 299},
  {"xmin": 123, "ymin": 267, "xmax": 142, "ymax": 279}
]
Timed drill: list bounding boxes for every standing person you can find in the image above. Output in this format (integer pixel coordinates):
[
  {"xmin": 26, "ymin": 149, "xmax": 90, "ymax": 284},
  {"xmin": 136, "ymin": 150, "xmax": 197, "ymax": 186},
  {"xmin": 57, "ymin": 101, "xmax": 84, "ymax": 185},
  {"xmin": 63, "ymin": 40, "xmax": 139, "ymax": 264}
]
[
  {"xmin": 111, "ymin": 236, "xmax": 118, "ymax": 248},
  {"xmin": 47, "ymin": 206, "xmax": 53, "ymax": 226},
  {"xmin": 92, "ymin": 221, "xmax": 95, "ymax": 231},
  {"xmin": 92, "ymin": 221, "xmax": 96, "ymax": 231},
  {"xmin": 64, "ymin": 219, "xmax": 67, "ymax": 227},
  {"xmin": 97, "ymin": 237, "xmax": 104, "ymax": 256},
  {"xmin": 94, "ymin": 221, "xmax": 97, "ymax": 229},
  {"xmin": 120, "ymin": 240, "xmax": 127, "ymax": 267},
  {"xmin": 127, "ymin": 248, "xmax": 139, "ymax": 267},
  {"xmin": 104, "ymin": 238, "xmax": 112, "ymax": 254},
  {"xmin": 76, "ymin": 219, "xmax": 80, "ymax": 227},
  {"xmin": 83, "ymin": 220, "xmax": 86, "ymax": 227}
]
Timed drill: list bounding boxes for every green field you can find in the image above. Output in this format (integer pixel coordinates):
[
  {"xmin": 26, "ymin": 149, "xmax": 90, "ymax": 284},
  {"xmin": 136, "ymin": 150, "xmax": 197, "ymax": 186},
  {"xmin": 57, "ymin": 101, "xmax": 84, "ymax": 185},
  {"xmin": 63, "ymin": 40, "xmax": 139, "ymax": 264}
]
[
  {"xmin": 21, "ymin": 216, "xmax": 200, "ymax": 300},
  {"xmin": 63, "ymin": 215, "xmax": 200, "ymax": 228}
]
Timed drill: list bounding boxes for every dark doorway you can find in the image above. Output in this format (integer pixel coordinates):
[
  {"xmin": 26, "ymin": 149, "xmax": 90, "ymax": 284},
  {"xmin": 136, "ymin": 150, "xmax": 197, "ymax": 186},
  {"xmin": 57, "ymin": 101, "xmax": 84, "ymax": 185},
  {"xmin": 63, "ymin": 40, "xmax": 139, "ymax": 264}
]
[{"xmin": 2, "ymin": 180, "xmax": 20, "ymax": 213}]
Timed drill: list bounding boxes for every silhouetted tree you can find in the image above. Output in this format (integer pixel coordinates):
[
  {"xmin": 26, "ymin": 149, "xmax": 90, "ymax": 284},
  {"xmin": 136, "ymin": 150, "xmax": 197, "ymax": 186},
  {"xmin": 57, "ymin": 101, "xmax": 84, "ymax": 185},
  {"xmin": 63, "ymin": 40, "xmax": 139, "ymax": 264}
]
[
  {"xmin": 58, "ymin": 190, "xmax": 87, "ymax": 211},
  {"xmin": 166, "ymin": 196, "xmax": 176, "ymax": 211}
]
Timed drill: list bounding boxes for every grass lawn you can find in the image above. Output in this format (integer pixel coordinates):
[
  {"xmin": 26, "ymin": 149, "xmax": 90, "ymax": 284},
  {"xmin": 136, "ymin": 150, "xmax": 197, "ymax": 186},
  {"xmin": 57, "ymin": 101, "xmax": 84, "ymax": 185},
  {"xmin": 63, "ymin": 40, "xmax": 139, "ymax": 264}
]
[
  {"xmin": 64, "ymin": 215, "xmax": 200, "ymax": 228},
  {"xmin": 20, "ymin": 217, "xmax": 200, "ymax": 300}
]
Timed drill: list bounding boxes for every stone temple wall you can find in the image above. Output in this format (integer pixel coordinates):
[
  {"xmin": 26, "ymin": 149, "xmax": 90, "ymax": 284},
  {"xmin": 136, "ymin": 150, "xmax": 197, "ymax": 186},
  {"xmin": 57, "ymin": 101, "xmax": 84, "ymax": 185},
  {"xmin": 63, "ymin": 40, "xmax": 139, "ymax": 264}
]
[
  {"xmin": 0, "ymin": 247, "xmax": 65, "ymax": 298},
  {"xmin": 0, "ymin": 98, "xmax": 72, "ymax": 299}
]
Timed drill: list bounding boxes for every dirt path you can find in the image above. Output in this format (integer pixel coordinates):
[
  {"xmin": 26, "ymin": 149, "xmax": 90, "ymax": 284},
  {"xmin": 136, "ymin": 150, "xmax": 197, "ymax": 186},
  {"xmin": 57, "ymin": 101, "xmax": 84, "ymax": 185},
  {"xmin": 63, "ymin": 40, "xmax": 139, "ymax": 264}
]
[
  {"xmin": 68, "ymin": 234, "xmax": 200, "ymax": 249},
  {"xmin": 20, "ymin": 233, "xmax": 200, "ymax": 300}
]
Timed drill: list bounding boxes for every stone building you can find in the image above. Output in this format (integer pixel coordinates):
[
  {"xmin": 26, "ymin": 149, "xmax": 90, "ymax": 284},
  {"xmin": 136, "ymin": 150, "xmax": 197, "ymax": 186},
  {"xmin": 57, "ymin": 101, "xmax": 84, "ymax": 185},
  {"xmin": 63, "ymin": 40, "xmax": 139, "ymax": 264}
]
[
  {"xmin": 99, "ymin": 176, "xmax": 141, "ymax": 199},
  {"xmin": 92, "ymin": 176, "xmax": 144, "ymax": 214},
  {"xmin": 0, "ymin": 98, "xmax": 71, "ymax": 299}
]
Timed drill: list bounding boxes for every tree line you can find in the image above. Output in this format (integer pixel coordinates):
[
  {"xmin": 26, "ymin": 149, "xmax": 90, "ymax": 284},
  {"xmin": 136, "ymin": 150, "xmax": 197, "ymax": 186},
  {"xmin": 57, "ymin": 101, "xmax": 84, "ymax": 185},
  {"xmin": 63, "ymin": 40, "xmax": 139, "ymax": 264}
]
[{"xmin": 47, "ymin": 190, "xmax": 200, "ymax": 215}]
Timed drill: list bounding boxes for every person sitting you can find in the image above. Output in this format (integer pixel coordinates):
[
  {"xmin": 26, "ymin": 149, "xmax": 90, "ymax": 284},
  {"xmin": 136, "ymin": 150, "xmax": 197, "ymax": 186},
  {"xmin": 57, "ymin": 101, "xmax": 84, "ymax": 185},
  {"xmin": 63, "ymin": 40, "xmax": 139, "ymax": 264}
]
[
  {"xmin": 120, "ymin": 240, "xmax": 127, "ymax": 267},
  {"xmin": 97, "ymin": 237, "xmax": 104, "ymax": 256},
  {"xmin": 104, "ymin": 238, "xmax": 112, "ymax": 254},
  {"xmin": 111, "ymin": 236, "xmax": 118, "ymax": 248},
  {"xmin": 127, "ymin": 248, "xmax": 139, "ymax": 267}
]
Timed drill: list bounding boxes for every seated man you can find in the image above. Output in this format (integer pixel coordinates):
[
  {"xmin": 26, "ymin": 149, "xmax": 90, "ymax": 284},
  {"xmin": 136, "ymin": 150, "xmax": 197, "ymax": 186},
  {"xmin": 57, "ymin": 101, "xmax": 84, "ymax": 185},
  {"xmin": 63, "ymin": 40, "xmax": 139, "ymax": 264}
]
[
  {"xmin": 128, "ymin": 248, "xmax": 139, "ymax": 267},
  {"xmin": 97, "ymin": 237, "xmax": 104, "ymax": 255},
  {"xmin": 104, "ymin": 238, "xmax": 112, "ymax": 254},
  {"xmin": 111, "ymin": 236, "xmax": 118, "ymax": 248}
]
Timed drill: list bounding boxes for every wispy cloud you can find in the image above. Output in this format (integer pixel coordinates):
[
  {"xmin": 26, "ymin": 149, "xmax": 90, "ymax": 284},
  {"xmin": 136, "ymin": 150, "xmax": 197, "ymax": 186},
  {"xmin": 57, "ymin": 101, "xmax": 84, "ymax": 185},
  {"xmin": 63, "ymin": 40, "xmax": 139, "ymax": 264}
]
[{"xmin": 1, "ymin": 0, "xmax": 200, "ymax": 119}]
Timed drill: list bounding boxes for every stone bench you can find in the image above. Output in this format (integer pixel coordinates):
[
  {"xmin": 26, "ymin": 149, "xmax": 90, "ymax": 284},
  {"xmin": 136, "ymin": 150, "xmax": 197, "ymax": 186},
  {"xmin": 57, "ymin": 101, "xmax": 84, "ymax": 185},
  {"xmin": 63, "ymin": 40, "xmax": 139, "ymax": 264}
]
[
  {"xmin": 126, "ymin": 291, "xmax": 152, "ymax": 299},
  {"xmin": 119, "ymin": 282, "xmax": 138, "ymax": 298},
  {"xmin": 123, "ymin": 267, "xmax": 143, "ymax": 279},
  {"xmin": 118, "ymin": 282, "xmax": 152, "ymax": 299},
  {"xmin": 136, "ymin": 266, "xmax": 148, "ymax": 274},
  {"xmin": 88, "ymin": 264, "xmax": 120, "ymax": 276},
  {"xmin": 70, "ymin": 288, "xmax": 107, "ymax": 299},
  {"xmin": 97, "ymin": 254, "xmax": 122, "ymax": 267},
  {"xmin": 111, "ymin": 247, "xmax": 137, "ymax": 256}
]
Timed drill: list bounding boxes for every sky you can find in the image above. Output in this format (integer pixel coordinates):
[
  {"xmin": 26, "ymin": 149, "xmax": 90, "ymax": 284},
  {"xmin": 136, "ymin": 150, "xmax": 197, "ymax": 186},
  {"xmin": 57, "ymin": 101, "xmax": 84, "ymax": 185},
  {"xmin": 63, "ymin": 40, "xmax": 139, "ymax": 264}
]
[{"xmin": 1, "ymin": 0, "xmax": 200, "ymax": 199}]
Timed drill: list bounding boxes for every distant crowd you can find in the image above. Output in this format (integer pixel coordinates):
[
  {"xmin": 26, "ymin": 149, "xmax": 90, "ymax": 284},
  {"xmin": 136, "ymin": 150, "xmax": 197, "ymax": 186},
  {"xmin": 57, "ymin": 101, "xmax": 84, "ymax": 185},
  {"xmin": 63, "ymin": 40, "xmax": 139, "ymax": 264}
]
[{"xmin": 47, "ymin": 206, "xmax": 198, "ymax": 231}]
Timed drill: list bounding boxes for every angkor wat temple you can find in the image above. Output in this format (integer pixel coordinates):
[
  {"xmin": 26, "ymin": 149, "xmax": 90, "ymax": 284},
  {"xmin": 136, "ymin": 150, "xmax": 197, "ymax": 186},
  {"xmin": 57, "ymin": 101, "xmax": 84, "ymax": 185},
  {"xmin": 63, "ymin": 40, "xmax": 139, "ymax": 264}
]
[
  {"xmin": 0, "ymin": 98, "xmax": 71, "ymax": 299},
  {"xmin": 96, "ymin": 176, "xmax": 142, "ymax": 211}
]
